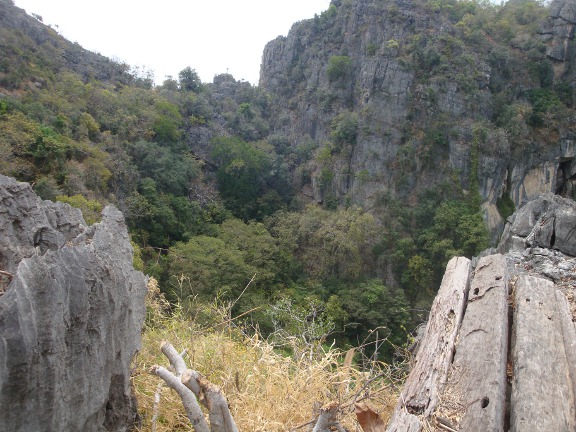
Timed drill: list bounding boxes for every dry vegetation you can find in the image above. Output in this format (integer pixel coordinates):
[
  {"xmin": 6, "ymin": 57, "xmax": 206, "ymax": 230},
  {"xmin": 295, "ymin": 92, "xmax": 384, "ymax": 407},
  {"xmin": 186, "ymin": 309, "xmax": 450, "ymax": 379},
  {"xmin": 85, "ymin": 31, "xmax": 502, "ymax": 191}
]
[{"xmin": 132, "ymin": 279, "xmax": 406, "ymax": 431}]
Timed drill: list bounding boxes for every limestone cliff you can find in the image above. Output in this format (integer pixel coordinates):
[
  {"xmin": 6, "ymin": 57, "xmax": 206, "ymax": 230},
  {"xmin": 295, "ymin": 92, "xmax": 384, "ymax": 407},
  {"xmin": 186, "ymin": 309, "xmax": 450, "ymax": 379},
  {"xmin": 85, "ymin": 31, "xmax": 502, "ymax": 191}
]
[
  {"xmin": 0, "ymin": 175, "xmax": 147, "ymax": 432},
  {"xmin": 260, "ymin": 0, "xmax": 576, "ymax": 241}
]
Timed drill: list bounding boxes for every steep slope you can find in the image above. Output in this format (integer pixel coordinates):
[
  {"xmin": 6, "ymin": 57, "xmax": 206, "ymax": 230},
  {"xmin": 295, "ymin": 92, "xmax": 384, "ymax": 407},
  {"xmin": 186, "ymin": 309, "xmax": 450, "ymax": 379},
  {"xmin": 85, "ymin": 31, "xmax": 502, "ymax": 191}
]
[
  {"xmin": 0, "ymin": 0, "xmax": 135, "ymax": 90},
  {"xmin": 260, "ymin": 0, "xmax": 576, "ymax": 241}
]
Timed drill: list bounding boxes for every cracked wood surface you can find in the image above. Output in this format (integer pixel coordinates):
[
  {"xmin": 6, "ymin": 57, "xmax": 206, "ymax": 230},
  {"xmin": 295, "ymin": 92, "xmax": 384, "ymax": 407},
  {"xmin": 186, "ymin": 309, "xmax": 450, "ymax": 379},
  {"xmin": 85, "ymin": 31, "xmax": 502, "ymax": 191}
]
[
  {"xmin": 386, "ymin": 252, "xmax": 576, "ymax": 432},
  {"xmin": 436, "ymin": 254, "xmax": 509, "ymax": 432},
  {"xmin": 510, "ymin": 275, "xmax": 576, "ymax": 432},
  {"xmin": 386, "ymin": 257, "xmax": 471, "ymax": 432}
]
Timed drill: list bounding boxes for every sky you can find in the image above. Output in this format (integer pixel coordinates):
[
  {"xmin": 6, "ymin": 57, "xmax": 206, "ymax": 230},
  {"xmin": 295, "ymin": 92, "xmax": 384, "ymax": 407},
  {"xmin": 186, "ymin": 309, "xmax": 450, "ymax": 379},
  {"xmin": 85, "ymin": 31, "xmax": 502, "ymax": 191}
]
[{"xmin": 14, "ymin": 0, "xmax": 331, "ymax": 85}]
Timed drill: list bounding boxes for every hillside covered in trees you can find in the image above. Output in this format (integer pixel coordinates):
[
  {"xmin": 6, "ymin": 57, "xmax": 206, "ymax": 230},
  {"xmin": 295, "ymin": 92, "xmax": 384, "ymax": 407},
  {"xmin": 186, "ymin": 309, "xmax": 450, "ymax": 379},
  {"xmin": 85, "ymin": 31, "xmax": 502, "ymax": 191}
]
[{"xmin": 1, "ymin": 0, "xmax": 575, "ymax": 358}]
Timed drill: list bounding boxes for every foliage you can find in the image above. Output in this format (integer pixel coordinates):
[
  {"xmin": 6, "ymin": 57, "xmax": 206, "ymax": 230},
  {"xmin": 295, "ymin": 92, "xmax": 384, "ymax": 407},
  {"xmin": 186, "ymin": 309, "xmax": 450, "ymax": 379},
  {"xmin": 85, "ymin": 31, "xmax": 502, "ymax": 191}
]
[
  {"xmin": 267, "ymin": 296, "xmax": 336, "ymax": 359},
  {"xmin": 55, "ymin": 194, "xmax": 103, "ymax": 225},
  {"xmin": 216, "ymin": 218, "xmax": 284, "ymax": 290},
  {"xmin": 331, "ymin": 110, "xmax": 358, "ymax": 148},
  {"xmin": 178, "ymin": 66, "xmax": 202, "ymax": 92},
  {"xmin": 496, "ymin": 192, "xmax": 515, "ymax": 220},
  {"xmin": 338, "ymin": 279, "xmax": 411, "ymax": 357},
  {"xmin": 526, "ymin": 88, "xmax": 563, "ymax": 127},
  {"xmin": 211, "ymin": 136, "xmax": 286, "ymax": 220},
  {"xmin": 167, "ymin": 235, "xmax": 255, "ymax": 306},
  {"xmin": 327, "ymin": 55, "xmax": 352, "ymax": 82},
  {"xmin": 126, "ymin": 178, "xmax": 202, "ymax": 248},
  {"xmin": 152, "ymin": 100, "xmax": 182, "ymax": 143},
  {"xmin": 268, "ymin": 205, "xmax": 379, "ymax": 281},
  {"xmin": 419, "ymin": 199, "xmax": 489, "ymax": 281},
  {"xmin": 129, "ymin": 139, "xmax": 199, "ymax": 196}
]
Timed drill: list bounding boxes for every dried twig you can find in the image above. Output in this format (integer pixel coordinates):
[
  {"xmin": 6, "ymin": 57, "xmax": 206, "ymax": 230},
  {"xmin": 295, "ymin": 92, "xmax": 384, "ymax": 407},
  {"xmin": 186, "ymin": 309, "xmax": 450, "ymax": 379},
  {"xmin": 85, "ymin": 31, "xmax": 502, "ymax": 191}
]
[{"xmin": 0, "ymin": 270, "xmax": 13, "ymax": 280}]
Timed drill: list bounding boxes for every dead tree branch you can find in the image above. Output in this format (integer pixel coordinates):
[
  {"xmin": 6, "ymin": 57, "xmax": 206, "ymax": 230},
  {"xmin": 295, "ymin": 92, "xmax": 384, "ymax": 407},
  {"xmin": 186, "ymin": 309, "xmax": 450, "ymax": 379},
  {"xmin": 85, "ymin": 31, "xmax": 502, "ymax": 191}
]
[
  {"xmin": 152, "ymin": 341, "xmax": 239, "ymax": 432},
  {"xmin": 312, "ymin": 401, "xmax": 346, "ymax": 432},
  {"xmin": 150, "ymin": 365, "xmax": 209, "ymax": 432}
]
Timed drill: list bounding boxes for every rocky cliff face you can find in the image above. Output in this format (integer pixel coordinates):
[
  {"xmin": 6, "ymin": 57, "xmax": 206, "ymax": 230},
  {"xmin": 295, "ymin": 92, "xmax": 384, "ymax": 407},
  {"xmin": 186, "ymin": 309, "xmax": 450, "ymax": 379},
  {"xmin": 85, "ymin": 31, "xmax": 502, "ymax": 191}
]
[
  {"xmin": 260, "ymin": 0, "xmax": 576, "ymax": 241},
  {"xmin": 0, "ymin": 175, "xmax": 147, "ymax": 432}
]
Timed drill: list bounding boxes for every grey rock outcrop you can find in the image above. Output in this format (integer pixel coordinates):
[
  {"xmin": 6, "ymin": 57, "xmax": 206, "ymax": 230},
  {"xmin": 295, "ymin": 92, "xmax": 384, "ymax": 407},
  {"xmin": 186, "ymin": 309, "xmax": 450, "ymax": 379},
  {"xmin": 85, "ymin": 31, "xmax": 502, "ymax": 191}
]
[
  {"xmin": 0, "ymin": 175, "xmax": 147, "ymax": 432},
  {"xmin": 543, "ymin": 0, "xmax": 576, "ymax": 83},
  {"xmin": 387, "ymin": 193, "xmax": 576, "ymax": 431},
  {"xmin": 260, "ymin": 0, "xmax": 576, "ymax": 243},
  {"xmin": 498, "ymin": 193, "xmax": 576, "ymax": 256}
]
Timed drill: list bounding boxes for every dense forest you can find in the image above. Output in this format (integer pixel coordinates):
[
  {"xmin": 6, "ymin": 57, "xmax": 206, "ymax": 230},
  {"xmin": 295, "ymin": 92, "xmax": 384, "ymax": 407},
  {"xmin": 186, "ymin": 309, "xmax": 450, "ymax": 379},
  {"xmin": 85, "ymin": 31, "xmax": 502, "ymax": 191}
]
[{"xmin": 1, "ymin": 0, "xmax": 575, "ymax": 359}]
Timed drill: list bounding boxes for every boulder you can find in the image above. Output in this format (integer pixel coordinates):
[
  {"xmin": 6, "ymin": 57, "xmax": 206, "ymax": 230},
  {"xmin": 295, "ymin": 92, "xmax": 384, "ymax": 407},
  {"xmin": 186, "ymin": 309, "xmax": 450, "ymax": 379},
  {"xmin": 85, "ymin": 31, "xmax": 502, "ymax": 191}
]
[
  {"xmin": 498, "ymin": 193, "xmax": 576, "ymax": 256},
  {"xmin": 0, "ymin": 175, "xmax": 147, "ymax": 432}
]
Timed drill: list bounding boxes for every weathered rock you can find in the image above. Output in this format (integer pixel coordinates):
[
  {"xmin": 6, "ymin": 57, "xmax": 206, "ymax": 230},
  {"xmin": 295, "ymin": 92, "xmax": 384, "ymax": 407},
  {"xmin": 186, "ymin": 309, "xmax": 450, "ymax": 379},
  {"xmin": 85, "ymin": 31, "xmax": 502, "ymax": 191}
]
[
  {"xmin": 510, "ymin": 275, "xmax": 576, "ymax": 432},
  {"xmin": 0, "ymin": 175, "xmax": 85, "ymax": 272},
  {"xmin": 258, "ymin": 0, "xmax": 576, "ymax": 246},
  {"xmin": 498, "ymin": 193, "xmax": 576, "ymax": 256},
  {"xmin": 0, "ymin": 176, "xmax": 147, "ymax": 432},
  {"xmin": 386, "ymin": 257, "xmax": 471, "ymax": 432}
]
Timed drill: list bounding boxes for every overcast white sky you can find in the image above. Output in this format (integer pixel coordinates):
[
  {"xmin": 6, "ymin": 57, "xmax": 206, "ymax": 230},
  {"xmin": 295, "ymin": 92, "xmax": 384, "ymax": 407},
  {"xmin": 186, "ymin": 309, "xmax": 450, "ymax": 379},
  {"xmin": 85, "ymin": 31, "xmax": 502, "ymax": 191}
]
[{"xmin": 14, "ymin": 0, "xmax": 331, "ymax": 85}]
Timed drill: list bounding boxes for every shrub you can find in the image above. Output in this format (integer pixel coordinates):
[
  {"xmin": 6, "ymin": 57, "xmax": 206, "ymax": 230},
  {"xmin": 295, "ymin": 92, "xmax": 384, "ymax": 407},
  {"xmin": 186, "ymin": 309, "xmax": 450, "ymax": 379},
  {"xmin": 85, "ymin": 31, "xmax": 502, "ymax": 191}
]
[
  {"xmin": 56, "ymin": 194, "xmax": 103, "ymax": 225},
  {"xmin": 327, "ymin": 55, "xmax": 352, "ymax": 82}
]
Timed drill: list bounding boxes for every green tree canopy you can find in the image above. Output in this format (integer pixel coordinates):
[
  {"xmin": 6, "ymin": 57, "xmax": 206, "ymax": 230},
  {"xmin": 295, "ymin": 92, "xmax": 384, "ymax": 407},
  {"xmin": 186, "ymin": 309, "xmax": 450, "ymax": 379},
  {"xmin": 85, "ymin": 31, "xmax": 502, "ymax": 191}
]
[
  {"xmin": 211, "ymin": 136, "xmax": 279, "ymax": 220},
  {"xmin": 178, "ymin": 67, "xmax": 202, "ymax": 92}
]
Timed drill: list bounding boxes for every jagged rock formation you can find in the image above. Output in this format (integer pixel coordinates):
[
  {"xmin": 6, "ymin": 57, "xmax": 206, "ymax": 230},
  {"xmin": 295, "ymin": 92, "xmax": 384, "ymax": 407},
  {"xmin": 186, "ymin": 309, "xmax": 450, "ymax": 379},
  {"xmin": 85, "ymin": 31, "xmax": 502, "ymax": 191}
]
[
  {"xmin": 260, "ymin": 0, "xmax": 576, "ymax": 241},
  {"xmin": 0, "ymin": 175, "xmax": 147, "ymax": 432},
  {"xmin": 498, "ymin": 192, "xmax": 576, "ymax": 256},
  {"xmin": 386, "ymin": 193, "xmax": 576, "ymax": 431}
]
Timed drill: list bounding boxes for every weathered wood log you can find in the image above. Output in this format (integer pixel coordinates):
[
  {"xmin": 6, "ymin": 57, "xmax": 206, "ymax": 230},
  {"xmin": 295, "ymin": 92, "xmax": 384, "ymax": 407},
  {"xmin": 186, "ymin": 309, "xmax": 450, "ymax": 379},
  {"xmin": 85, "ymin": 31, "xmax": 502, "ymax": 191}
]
[
  {"xmin": 435, "ymin": 254, "xmax": 509, "ymax": 431},
  {"xmin": 384, "ymin": 409, "xmax": 421, "ymax": 432},
  {"xmin": 154, "ymin": 342, "xmax": 240, "ymax": 432},
  {"xmin": 510, "ymin": 275, "xmax": 576, "ymax": 432},
  {"xmin": 556, "ymin": 289, "xmax": 576, "ymax": 405},
  {"xmin": 312, "ymin": 401, "xmax": 345, "ymax": 432},
  {"xmin": 181, "ymin": 370, "xmax": 239, "ymax": 432},
  {"xmin": 386, "ymin": 257, "xmax": 471, "ymax": 432},
  {"xmin": 182, "ymin": 368, "xmax": 204, "ymax": 400},
  {"xmin": 151, "ymin": 365, "xmax": 210, "ymax": 432},
  {"xmin": 161, "ymin": 341, "xmax": 188, "ymax": 376}
]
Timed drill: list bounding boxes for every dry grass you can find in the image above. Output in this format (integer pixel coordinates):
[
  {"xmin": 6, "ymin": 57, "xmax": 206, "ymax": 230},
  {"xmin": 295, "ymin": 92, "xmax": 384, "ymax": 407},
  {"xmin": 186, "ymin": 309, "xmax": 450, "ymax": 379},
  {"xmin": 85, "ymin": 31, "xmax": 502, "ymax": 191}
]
[{"xmin": 132, "ymin": 279, "xmax": 403, "ymax": 431}]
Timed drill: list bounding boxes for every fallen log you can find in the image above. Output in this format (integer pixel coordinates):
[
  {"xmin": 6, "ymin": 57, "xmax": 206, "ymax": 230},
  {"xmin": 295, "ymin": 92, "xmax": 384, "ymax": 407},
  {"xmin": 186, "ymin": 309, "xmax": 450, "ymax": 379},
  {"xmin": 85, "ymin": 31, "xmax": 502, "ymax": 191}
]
[
  {"xmin": 182, "ymin": 370, "xmax": 239, "ymax": 432},
  {"xmin": 435, "ymin": 254, "xmax": 509, "ymax": 431},
  {"xmin": 151, "ymin": 341, "xmax": 239, "ymax": 432},
  {"xmin": 386, "ymin": 257, "xmax": 471, "ymax": 431},
  {"xmin": 150, "ymin": 365, "xmax": 210, "ymax": 432},
  {"xmin": 510, "ymin": 275, "xmax": 576, "ymax": 432},
  {"xmin": 312, "ymin": 401, "xmax": 345, "ymax": 432}
]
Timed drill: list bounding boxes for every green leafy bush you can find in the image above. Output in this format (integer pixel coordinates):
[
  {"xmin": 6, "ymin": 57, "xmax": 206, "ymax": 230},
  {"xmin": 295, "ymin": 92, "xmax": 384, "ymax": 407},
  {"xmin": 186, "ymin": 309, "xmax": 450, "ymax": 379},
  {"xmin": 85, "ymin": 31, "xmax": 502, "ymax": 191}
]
[
  {"xmin": 327, "ymin": 55, "xmax": 352, "ymax": 82},
  {"xmin": 56, "ymin": 194, "xmax": 103, "ymax": 225}
]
